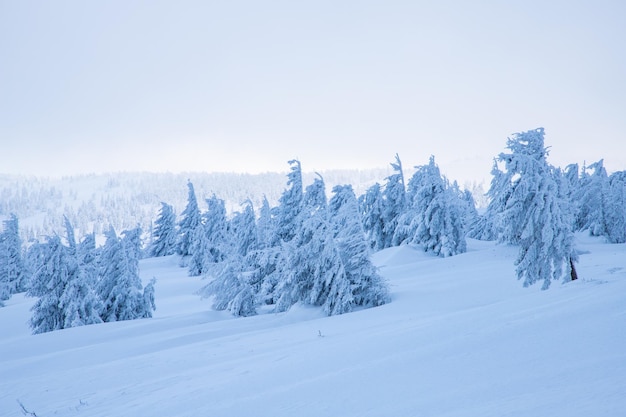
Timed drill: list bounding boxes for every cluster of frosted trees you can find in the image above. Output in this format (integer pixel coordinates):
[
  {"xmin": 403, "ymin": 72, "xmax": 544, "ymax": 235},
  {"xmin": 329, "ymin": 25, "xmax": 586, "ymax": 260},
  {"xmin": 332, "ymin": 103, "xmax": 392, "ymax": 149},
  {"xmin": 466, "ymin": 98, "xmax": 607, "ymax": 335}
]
[
  {"xmin": 153, "ymin": 161, "xmax": 390, "ymax": 317},
  {"xmin": 146, "ymin": 127, "xmax": 625, "ymax": 313},
  {"xmin": 359, "ymin": 154, "xmax": 472, "ymax": 257},
  {"xmin": 0, "ymin": 216, "xmax": 155, "ymax": 333},
  {"xmin": 2, "ymin": 127, "xmax": 625, "ymax": 329}
]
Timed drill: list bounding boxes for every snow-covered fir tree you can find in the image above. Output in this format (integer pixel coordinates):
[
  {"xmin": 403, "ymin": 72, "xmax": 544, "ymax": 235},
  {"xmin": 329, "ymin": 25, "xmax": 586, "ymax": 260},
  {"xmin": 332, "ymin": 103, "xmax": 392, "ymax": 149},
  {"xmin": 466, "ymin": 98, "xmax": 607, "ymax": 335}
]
[
  {"xmin": 327, "ymin": 184, "xmax": 389, "ymax": 315},
  {"xmin": 58, "ymin": 259, "xmax": 104, "ymax": 329},
  {"xmin": 359, "ymin": 183, "xmax": 386, "ymax": 251},
  {"xmin": 27, "ymin": 235, "xmax": 75, "ymax": 333},
  {"xmin": 200, "ymin": 200, "xmax": 259, "ymax": 317},
  {"xmin": 188, "ymin": 195, "xmax": 228, "ymax": 276},
  {"xmin": 0, "ymin": 273, "xmax": 9, "ymax": 306},
  {"xmin": 63, "ymin": 215, "xmax": 77, "ymax": 253},
  {"xmin": 21, "ymin": 239, "xmax": 47, "ymax": 295},
  {"xmin": 0, "ymin": 223, "xmax": 13, "ymax": 303},
  {"xmin": 177, "ymin": 181, "xmax": 202, "ymax": 258},
  {"xmin": 275, "ymin": 160, "xmax": 304, "ymax": 243},
  {"xmin": 0, "ymin": 214, "xmax": 25, "ymax": 296},
  {"xmin": 574, "ymin": 160, "xmax": 609, "ymax": 236},
  {"xmin": 228, "ymin": 200, "xmax": 259, "ymax": 258},
  {"xmin": 256, "ymin": 196, "xmax": 276, "ymax": 250},
  {"xmin": 274, "ymin": 174, "xmax": 335, "ymax": 312},
  {"xmin": 78, "ymin": 232, "xmax": 98, "ymax": 266},
  {"xmin": 382, "ymin": 154, "xmax": 407, "ymax": 248},
  {"xmin": 97, "ymin": 226, "xmax": 155, "ymax": 321},
  {"xmin": 251, "ymin": 196, "xmax": 283, "ymax": 306},
  {"xmin": 403, "ymin": 156, "xmax": 467, "ymax": 257},
  {"xmin": 249, "ymin": 161, "xmax": 306, "ymax": 308},
  {"xmin": 604, "ymin": 171, "xmax": 626, "ymax": 243},
  {"xmin": 27, "ymin": 234, "xmax": 102, "ymax": 333},
  {"xmin": 150, "ymin": 202, "xmax": 177, "ymax": 257},
  {"xmin": 491, "ymin": 128, "xmax": 577, "ymax": 289}
]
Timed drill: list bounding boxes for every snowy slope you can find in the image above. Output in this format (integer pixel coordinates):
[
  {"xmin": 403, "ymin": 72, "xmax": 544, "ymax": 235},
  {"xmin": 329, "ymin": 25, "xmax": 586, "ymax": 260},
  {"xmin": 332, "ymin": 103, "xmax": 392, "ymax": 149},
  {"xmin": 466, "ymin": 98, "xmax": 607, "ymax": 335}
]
[{"xmin": 1, "ymin": 234, "xmax": 625, "ymax": 417}]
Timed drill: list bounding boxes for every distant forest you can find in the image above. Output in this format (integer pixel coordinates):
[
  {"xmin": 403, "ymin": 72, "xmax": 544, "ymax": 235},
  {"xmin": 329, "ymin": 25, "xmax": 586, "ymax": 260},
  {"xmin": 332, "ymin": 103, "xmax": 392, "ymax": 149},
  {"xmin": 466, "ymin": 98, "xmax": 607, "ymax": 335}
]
[{"xmin": 0, "ymin": 167, "xmax": 436, "ymax": 242}]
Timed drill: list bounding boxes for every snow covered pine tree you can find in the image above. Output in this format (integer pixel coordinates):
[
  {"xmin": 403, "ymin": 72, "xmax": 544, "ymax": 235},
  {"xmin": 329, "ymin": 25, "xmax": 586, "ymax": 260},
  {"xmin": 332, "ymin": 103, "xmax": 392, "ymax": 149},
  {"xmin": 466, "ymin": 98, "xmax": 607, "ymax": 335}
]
[
  {"xmin": 177, "ymin": 181, "xmax": 202, "ymax": 259},
  {"xmin": 150, "ymin": 202, "xmax": 177, "ymax": 257},
  {"xmin": 490, "ymin": 128, "xmax": 577, "ymax": 289}
]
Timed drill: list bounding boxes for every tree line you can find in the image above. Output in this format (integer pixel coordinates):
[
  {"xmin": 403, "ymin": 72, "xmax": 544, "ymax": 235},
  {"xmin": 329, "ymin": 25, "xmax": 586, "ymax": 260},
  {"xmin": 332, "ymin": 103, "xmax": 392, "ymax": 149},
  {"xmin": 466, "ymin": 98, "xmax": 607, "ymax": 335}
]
[{"xmin": 1, "ymin": 127, "xmax": 625, "ymax": 333}]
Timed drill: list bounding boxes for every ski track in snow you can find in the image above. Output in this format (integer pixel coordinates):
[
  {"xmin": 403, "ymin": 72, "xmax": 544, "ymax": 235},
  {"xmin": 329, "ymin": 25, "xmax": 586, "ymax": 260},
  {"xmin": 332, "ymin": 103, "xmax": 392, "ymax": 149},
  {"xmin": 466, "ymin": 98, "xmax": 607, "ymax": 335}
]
[{"xmin": 1, "ymin": 234, "xmax": 625, "ymax": 416}]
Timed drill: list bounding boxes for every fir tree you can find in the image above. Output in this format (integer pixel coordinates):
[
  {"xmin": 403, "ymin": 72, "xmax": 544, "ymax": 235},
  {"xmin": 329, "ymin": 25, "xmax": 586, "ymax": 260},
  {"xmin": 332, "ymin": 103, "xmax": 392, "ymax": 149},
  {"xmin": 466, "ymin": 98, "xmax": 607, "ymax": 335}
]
[
  {"xmin": 28, "ymin": 235, "xmax": 74, "ymax": 333},
  {"xmin": 0, "ymin": 244, "xmax": 10, "ymax": 305},
  {"xmin": 274, "ymin": 174, "xmax": 332, "ymax": 312},
  {"xmin": 575, "ymin": 160, "xmax": 609, "ymax": 236},
  {"xmin": 604, "ymin": 171, "xmax": 626, "ymax": 243},
  {"xmin": 177, "ymin": 181, "xmax": 202, "ymax": 257},
  {"xmin": 253, "ymin": 161, "xmax": 304, "ymax": 306},
  {"xmin": 275, "ymin": 160, "xmax": 304, "ymax": 243},
  {"xmin": 188, "ymin": 195, "xmax": 228, "ymax": 276},
  {"xmin": 0, "ymin": 214, "xmax": 25, "ymax": 295},
  {"xmin": 412, "ymin": 157, "xmax": 467, "ymax": 257},
  {"xmin": 150, "ymin": 202, "xmax": 177, "ymax": 257},
  {"xmin": 359, "ymin": 183, "xmax": 386, "ymax": 251},
  {"xmin": 27, "ymin": 234, "xmax": 102, "ymax": 334},
  {"xmin": 199, "ymin": 201, "xmax": 260, "ymax": 317},
  {"xmin": 97, "ymin": 226, "xmax": 154, "ymax": 321},
  {"xmin": 256, "ymin": 196, "xmax": 276, "ymax": 250},
  {"xmin": 250, "ymin": 197, "xmax": 282, "ymax": 307},
  {"xmin": 63, "ymin": 215, "xmax": 76, "ymax": 253},
  {"xmin": 228, "ymin": 200, "xmax": 258, "ymax": 257},
  {"xmin": 327, "ymin": 185, "xmax": 389, "ymax": 315},
  {"xmin": 492, "ymin": 128, "xmax": 577, "ymax": 289},
  {"xmin": 382, "ymin": 154, "xmax": 407, "ymax": 248}
]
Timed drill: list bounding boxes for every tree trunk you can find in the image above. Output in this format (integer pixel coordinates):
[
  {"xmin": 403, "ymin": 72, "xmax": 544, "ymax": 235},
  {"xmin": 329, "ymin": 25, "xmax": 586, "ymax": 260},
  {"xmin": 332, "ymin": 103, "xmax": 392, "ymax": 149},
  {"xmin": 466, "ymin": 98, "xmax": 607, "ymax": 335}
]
[{"xmin": 570, "ymin": 258, "xmax": 578, "ymax": 281}]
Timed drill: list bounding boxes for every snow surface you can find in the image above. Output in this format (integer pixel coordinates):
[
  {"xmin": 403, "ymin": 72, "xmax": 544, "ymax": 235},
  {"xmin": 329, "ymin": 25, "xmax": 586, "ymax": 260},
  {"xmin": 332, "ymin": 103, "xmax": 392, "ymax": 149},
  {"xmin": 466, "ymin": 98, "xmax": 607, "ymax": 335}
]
[{"xmin": 1, "ymin": 234, "xmax": 625, "ymax": 416}]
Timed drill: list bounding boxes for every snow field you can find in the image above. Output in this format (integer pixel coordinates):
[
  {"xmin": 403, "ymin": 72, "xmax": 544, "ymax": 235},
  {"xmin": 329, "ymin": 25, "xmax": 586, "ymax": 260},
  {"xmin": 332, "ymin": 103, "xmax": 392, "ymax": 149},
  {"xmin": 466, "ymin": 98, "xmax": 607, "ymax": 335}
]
[{"xmin": 1, "ymin": 234, "xmax": 625, "ymax": 416}]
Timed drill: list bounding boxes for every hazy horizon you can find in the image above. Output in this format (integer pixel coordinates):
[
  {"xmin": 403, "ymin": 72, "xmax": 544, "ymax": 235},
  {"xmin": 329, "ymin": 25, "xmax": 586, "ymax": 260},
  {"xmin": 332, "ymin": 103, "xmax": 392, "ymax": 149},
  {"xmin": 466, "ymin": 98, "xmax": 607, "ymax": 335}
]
[{"xmin": 2, "ymin": 1, "xmax": 625, "ymax": 183}]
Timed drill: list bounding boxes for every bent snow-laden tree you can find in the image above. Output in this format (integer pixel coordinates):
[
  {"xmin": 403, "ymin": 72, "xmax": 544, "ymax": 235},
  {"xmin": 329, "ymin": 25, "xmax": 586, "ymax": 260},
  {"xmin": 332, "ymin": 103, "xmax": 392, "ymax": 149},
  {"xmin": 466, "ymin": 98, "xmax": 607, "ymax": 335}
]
[
  {"xmin": 0, "ymin": 214, "xmax": 25, "ymax": 300},
  {"xmin": 97, "ymin": 227, "xmax": 155, "ymax": 321},
  {"xmin": 359, "ymin": 183, "xmax": 386, "ymax": 251},
  {"xmin": 328, "ymin": 184, "xmax": 389, "ymax": 314},
  {"xmin": 177, "ymin": 181, "xmax": 202, "ymax": 258},
  {"xmin": 395, "ymin": 156, "xmax": 467, "ymax": 257},
  {"xmin": 274, "ymin": 174, "xmax": 336, "ymax": 312},
  {"xmin": 188, "ymin": 195, "xmax": 229, "ymax": 277},
  {"xmin": 27, "ymin": 234, "xmax": 102, "ymax": 334},
  {"xmin": 603, "ymin": 171, "xmax": 626, "ymax": 243},
  {"xmin": 491, "ymin": 128, "xmax": 577, "ymax": 289},
  {"xmin": 382, "ymin": 154, "xmax": 407, "ymax": 248},
  {"xmin": 150, "ymin": 202, "xmax": 177, "ymax": 257},
  {"xmin": 275, "ymin": 159, "xmax": 304, "ymax": 243},
  {"xmin": 200, "ymin": 200, "xmax": 259, "ymax": 317},
  {"xmin": 574, "ymin": 160, "xmax": 609, "ymax": 236}
]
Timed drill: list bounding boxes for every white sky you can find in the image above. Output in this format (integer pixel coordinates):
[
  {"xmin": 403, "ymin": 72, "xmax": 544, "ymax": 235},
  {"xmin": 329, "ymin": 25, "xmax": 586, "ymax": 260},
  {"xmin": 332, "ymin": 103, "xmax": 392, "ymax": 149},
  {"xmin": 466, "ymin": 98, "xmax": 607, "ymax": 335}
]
[{"xmin": 1, "ymin": 1, "xmax": 625, "ymax": 184}]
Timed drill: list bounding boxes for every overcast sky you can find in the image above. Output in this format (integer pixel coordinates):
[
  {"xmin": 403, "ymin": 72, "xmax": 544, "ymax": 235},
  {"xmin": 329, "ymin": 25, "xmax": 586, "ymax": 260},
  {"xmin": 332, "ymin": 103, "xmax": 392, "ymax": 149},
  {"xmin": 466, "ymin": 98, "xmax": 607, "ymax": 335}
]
[{"xmin": 1, "ymin": 0, "xmax": 625, "ymax": 184}]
